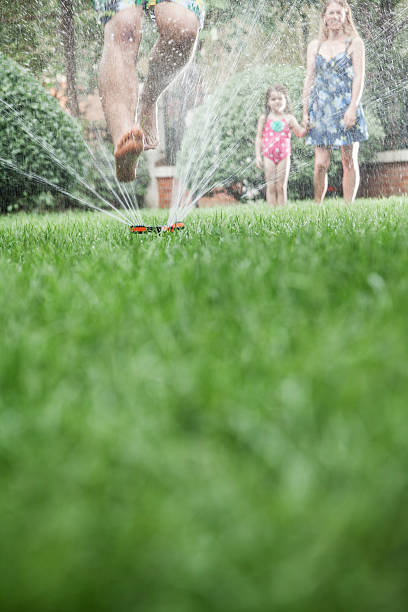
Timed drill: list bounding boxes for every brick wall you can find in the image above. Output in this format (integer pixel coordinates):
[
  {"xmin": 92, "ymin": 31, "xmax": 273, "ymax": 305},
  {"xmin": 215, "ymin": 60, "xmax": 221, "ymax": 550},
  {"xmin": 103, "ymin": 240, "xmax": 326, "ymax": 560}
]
[
  {"xmin": 197, "ymin": 188, "xmax": 239, "ymax": 208},
  {"xmin": 358, "ymin": 150, "xmax": 408, "ymax": 198},
  {"xmin": 156, "ymin": 177, "xmax": 174, "ymax": 209},
  {"xmin": 156, "ymin": 153, "xmax": 408, "ymax": 206},
  {"xmin": 156, "ymin": 174, "xmax": 238, "ymax": 209},
  {"xmin": 359, "ymin": 162, "xmax": 408, "ymax": 198}
]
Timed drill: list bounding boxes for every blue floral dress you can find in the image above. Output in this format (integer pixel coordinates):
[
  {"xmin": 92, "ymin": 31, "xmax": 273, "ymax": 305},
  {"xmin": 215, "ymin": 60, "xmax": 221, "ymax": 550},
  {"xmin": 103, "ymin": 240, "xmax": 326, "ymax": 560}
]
[{"xmin": 306, "ymin": 39, "xmax": 368, "ymax": 148}]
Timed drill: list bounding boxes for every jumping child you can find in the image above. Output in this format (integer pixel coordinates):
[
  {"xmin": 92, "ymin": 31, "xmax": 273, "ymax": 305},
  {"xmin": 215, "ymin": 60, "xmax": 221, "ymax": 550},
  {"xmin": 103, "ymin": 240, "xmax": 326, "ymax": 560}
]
[{"xmin": 255, "ymin": 84, "xmax": 307, "ymax": 206}]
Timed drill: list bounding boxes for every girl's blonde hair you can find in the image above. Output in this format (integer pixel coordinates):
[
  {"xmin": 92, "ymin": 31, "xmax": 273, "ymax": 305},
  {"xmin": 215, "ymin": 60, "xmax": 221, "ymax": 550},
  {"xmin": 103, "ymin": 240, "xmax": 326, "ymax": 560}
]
[{"xmin": 319, "ymin": 0, "xmax": 359, "ymax": 41}]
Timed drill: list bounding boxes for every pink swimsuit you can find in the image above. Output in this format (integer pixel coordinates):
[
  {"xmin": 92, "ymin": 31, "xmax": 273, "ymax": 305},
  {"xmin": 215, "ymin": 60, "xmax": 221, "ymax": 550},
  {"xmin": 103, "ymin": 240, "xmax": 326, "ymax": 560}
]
[{"xmin": 262, "ymin": 117, "xmax": 291, "ymax": 165}]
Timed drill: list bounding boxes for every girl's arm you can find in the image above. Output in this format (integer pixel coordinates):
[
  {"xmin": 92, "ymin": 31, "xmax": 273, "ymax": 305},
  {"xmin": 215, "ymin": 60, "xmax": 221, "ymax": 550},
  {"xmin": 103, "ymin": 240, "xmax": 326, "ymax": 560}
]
[
  {"xmin": 302, "ymin": 39, "xmax": 318, "ymax": 126},
  {"xmin": 288, "ymin": 115, "xmax": 308, "ymax": 138},
  {"xmin": 255, "ymin": 115, "xmax": 265, "ymax": 169},
  {"xmin": 344, "ymin": 37, "xmax": 365, "ymax": 128}
]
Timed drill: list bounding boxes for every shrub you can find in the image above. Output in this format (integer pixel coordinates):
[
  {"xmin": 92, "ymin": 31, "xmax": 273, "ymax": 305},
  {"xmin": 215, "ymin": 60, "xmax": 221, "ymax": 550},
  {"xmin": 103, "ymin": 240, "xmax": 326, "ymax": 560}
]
[
  {"xmin": 0, "ymin": 51, "xmax": 88, "ymax": 211},
  {"xmin": 177, "ymin": 64, "xmax": 385, "ymax": 201}
]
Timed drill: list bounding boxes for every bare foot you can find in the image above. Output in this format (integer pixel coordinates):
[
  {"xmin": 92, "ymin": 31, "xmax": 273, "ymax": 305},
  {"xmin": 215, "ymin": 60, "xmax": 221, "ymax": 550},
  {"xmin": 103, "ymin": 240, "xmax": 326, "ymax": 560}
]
[
  {"xmin": 114, "ymin": 128, "xmax": 144, "ymax": 182},
  {"xmin": 138, "ymin": 107, "xmax": 159, "ymax": 150}
]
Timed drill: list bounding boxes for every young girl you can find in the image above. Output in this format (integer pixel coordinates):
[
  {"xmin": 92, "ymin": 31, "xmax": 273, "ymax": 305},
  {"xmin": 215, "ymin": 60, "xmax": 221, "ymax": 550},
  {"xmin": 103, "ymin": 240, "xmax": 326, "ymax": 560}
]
[{"xmin": 255, "ymin": 84, "xmax": 307, "ymax": 206}]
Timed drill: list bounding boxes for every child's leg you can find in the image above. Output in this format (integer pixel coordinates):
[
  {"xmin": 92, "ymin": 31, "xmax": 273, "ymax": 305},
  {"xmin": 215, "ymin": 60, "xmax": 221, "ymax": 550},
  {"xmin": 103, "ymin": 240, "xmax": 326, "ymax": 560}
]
[
  {"xmin": 341, "ymin": 142, "xmax": 360, "ymax": 203},
  {"xmin": 98, "ymin": 8, "xmax": 143, "ymax": 149},
  {"xmin": 275, "ymin": 157, "xmax": 290, "ymax": 206},
  {"xmin": 138, "ymin": 2, "xmax": 200, "ymax": 149},
  {"xmin": 98, "ymin": 7, "xmax": 144, "ymax": 182},
  {"xmin": 264, "ymin": 158, "xmax": 278, "ymax": 206},
  {"xmin": 314, "ymin": 146, "xmax": 331, "ymax": 203}
]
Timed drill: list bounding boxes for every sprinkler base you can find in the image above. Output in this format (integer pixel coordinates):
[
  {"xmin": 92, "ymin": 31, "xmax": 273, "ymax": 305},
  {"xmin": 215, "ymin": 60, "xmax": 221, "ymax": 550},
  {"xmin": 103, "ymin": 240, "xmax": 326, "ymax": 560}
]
[{"xmin": 130, "ymin": 223, "xmax": 184, "ymax": 234}]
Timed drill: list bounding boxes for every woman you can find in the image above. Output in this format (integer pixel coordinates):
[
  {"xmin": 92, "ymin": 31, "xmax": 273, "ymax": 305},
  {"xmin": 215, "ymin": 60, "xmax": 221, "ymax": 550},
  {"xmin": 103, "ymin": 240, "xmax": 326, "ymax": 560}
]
[{"xmin": 302, "ymin": 0, "xmax": 368, "ymax": 203}]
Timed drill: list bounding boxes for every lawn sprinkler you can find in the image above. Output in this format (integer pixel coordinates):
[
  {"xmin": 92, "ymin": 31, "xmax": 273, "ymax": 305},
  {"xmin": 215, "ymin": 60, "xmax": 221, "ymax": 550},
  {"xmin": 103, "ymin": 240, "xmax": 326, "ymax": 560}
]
[
  {"xmin": 161, "ymin": 222, "xmax": 185, "ymax": 233},
  {"xmin": 130, "ymin": 223, "xmax": 184, "ymax": 234}
]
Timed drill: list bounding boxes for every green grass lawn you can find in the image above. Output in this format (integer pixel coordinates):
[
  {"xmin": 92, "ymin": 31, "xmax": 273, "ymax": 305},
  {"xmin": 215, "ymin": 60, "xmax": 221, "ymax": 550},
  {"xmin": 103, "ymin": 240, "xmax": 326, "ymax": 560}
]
[{"xmin": 1, "ymin": 198, "xmax": 408, "ymax": 611}]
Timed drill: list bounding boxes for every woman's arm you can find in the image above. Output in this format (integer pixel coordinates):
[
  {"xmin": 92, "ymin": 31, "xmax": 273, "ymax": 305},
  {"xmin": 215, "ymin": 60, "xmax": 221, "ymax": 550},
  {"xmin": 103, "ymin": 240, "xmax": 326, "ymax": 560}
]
[
  {"xmin": 288, "ymin": 115, "xmax": 308, "ymax": 138},
  {"xmin": 255, "ymin": 115, "xmax": 265, "ymax": 169},
  {"xmin": 344, "ymin": 37, "xmax": 365, "ymax": 128},
  {"xmin": 302, "ymin": 39, "xmax": 318, "ymax": 126}
]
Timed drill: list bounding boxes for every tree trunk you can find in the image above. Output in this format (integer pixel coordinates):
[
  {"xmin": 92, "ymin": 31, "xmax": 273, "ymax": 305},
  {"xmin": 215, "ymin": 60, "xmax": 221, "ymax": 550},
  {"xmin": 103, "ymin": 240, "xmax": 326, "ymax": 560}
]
[
  {"xmin": 60, "ymin": 0, "xmax": 79, "ymax": 116},
  {"xmin": 377, "ymin": 0, "xmax": 399, "ymax": 42},
  {"xmin": 300, "ymin": 8, "xmax": 309, "ymax": 63}
]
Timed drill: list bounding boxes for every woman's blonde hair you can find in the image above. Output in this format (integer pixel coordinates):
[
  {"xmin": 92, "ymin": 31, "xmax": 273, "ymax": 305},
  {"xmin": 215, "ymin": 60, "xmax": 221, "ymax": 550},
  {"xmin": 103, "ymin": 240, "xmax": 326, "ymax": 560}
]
[{"xmin": 319, "ymin": 0, "xmax": 359, "ymax": 41}]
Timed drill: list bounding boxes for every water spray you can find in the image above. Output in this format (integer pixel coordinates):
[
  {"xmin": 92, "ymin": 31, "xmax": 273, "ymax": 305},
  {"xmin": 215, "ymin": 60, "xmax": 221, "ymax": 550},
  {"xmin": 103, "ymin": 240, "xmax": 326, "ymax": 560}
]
[{"xmin": 130, "ymin": 222, "xmax": 185, "ymax": 234}]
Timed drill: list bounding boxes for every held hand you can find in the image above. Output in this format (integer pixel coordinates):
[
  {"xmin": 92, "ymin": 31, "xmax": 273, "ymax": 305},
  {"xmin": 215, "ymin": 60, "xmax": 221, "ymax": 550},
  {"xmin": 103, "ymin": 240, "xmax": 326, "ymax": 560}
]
[
  {"xmin": 344, "ymin": 106, "xmax": 357, "ymax": 129},
  {"xmin": 301, "ymin": 113, "xmax": 310, "ymax": 129},
  {"xmin": 300, "ymin": 125, "xmax": 309, "ymax": 137}
]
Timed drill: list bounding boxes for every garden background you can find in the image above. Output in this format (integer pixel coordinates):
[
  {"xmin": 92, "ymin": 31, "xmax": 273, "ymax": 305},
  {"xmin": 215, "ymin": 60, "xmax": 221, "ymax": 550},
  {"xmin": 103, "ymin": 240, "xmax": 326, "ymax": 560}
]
[{"xmin": 1, "ymin": 0, "xmax": 408, "ymax": 209}]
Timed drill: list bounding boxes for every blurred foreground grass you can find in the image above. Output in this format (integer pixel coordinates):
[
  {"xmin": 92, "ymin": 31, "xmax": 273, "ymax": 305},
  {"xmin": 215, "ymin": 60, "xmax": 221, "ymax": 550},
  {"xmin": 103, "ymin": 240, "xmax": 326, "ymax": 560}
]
[{"xmin": 1, "ymin": 199, "xmax": 408, "ymax": 611}]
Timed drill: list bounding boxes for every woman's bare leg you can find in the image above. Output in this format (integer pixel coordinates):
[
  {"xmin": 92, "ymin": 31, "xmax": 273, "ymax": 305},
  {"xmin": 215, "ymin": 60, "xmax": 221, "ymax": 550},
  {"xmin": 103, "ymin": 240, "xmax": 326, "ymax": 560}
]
[
  {"xmin": 314, "ymin": 146, "xmax": 331, "ymax": 203},
  {"xmin": 341, "ymin": 142, "xmax": 360, "ymax": 203}
]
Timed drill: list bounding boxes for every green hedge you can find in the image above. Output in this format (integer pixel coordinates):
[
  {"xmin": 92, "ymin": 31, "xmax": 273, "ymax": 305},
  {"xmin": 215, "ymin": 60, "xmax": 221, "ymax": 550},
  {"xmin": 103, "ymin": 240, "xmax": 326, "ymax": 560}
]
[
  {"xmin": 0, "ymin": 51, "xmax": 88, "ymax": 211},
  {"xmin": 177, "ymin": 64, "xmax": 385, "ymax": 201}
]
